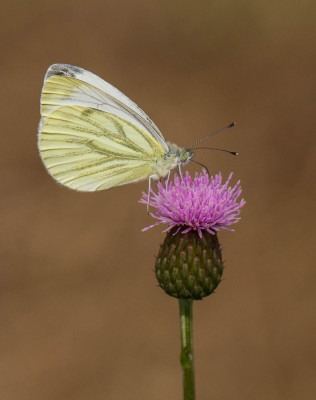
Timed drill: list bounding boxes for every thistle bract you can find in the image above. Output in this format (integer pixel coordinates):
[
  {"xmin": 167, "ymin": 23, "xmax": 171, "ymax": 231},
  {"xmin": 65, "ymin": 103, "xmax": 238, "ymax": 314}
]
[{"xmin": 155, "ymin": 227, "xmax": 223, "ymax": 300}]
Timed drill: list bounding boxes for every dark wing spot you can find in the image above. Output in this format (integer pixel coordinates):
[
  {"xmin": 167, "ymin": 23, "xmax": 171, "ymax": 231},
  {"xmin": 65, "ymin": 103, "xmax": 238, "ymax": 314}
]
[
  {"xmin": 48, "ymin": 64, "xmax": 83, "ymax": 79},
  {"xmin": 81, "ymin": 108, "xmax": 94, "ymax": 117}
]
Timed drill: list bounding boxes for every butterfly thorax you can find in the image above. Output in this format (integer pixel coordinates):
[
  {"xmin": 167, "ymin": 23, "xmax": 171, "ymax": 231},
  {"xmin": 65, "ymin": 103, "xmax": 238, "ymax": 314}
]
[{"xmin": 151, "ymin": 141, "xmax": 194, "ymax": 179}]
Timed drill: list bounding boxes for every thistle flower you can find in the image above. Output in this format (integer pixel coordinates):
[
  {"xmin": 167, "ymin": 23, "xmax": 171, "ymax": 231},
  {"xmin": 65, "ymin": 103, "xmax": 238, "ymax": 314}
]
[
  {"xmin": 141, "ymin": 170, "xmax": 245, "ymax": 237},
  {"xmin": 140, "ymin": 170, "xmax": 245, "ymax": 300},
  {"xmin": 141, "ymin": 170, "xmax": 245, "ymax": 399}
]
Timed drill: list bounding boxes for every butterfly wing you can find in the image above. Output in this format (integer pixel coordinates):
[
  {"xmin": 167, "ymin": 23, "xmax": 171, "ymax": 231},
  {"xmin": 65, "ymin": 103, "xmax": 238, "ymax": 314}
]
[
  {"xmin": 39, "ymin": 105, "xmax": 165, "ymax": 191},
  {"xmin": 40, "ymin": 64, "xmax": 168, "ymax": 152}
]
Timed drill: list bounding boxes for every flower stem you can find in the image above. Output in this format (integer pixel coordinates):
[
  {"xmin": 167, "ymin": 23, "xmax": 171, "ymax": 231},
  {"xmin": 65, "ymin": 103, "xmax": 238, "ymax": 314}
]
[{"xmin": 179, "ymin": 299, "xmax": 195, "ymax": 400}]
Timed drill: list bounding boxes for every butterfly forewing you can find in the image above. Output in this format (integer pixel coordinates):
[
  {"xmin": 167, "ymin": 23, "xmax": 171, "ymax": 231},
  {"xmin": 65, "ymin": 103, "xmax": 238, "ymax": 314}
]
[{"xmin": 41, "ymin": 64, "xmax": 168, "ymax": 152}]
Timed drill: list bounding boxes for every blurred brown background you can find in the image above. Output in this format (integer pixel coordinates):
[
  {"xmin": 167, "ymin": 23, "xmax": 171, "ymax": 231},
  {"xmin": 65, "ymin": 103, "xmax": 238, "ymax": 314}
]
[{"xmin": 1, "ymin": 0, "xmax": 315, "ymax": 399}]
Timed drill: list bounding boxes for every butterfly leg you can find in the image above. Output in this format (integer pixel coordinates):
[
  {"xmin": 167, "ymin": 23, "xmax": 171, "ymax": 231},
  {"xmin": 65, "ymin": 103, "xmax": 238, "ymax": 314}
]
[
  {"xmin": 147, "ymin": 176, "xmax": 152, "ymax": 213},
  {"xmin": 165, "ymin": 170, "xmax": 171, "ymax": 190},
  {"xmin": 178, "ymin": 164, "xmax": 184, "ymax": 182}
]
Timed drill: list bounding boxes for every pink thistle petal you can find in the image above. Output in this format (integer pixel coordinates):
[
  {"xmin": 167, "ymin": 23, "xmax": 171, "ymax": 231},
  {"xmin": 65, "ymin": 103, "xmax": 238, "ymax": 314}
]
[{"xmin": 140, "ymin": 170, "xmax": 245, "ymax": 235}]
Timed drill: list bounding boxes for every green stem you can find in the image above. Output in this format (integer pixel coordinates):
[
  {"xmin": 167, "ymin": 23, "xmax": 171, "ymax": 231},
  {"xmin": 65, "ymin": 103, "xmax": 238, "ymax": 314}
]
[{"xmin": 179, "ymin": 299, "xmax": 195, "ymax": 400}]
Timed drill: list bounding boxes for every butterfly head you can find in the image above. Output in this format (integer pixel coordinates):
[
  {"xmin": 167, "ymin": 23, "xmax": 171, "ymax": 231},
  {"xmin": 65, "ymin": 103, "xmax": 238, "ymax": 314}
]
[
  {"xmin": 166, "ymin": 142, "xmax": 194, "ymax": 165},
  {"xmin": 151, "ymin": 142, "xmax": 193, "ymax": 180},
  {"xmin": 179, "ymin": 148, "xmax": 194, "ymax": 165}
]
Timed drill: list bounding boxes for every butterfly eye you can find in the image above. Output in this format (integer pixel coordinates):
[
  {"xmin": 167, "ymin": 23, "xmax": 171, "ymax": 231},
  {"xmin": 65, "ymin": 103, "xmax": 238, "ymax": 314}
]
[{"xmin": 180, "ymin": 150, "xmax": 193, "ymax": 163}]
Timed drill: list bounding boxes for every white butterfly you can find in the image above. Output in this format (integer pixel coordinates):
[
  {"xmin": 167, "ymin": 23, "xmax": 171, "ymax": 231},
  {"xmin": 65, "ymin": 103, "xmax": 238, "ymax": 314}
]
[{"xmin": 38, "ymin": 64, "xmax": 194, "ymax": 193}]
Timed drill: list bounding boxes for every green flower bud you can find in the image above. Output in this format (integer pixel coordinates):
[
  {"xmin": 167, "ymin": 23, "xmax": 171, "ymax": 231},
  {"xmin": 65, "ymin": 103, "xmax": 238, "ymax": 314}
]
[{"xmin": 155, "ymin": 228, "xmax": 224, "ymax": 300}]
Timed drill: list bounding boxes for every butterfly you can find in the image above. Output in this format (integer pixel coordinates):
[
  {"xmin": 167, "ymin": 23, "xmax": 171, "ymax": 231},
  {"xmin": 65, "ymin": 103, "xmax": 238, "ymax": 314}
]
[{"xmin": 38, "ymin": 64, "xmax": 195, "ymax": 193}]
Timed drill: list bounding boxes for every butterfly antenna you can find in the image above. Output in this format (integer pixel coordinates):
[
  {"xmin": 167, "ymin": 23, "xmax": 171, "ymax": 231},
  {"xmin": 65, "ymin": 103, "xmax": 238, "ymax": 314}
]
[
  {"xmin": 190, "ymin": 146, "xmax": 238, "ymax": 156},
  {"xmin": 191, "ymin": 159, "xmax": 210, "ymax": 176},
  {"xmin": 189, "ymin": 122, "xmax": 235, "ymax": 150}
]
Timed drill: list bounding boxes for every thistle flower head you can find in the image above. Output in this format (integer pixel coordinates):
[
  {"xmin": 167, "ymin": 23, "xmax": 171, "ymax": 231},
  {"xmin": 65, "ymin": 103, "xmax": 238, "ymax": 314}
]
[{"xmin": 141, "ymin": 170, "xmax": 245, "ymax": 237}]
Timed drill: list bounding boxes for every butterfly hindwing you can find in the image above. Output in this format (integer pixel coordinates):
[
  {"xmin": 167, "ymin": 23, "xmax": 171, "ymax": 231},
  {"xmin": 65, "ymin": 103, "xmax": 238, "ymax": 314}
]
[{"xmin": 39, "ymin": 105, "xmax": 165, "ymax": 191}]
